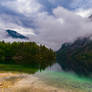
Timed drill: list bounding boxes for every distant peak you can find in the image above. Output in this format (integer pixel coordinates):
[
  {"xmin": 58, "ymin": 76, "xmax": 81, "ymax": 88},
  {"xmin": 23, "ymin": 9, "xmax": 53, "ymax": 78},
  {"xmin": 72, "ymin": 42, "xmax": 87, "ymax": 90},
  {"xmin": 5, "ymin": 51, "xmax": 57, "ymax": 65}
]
[{"xmin": 6, "ymin": 29, "xmax": 29, "ymax": 39}]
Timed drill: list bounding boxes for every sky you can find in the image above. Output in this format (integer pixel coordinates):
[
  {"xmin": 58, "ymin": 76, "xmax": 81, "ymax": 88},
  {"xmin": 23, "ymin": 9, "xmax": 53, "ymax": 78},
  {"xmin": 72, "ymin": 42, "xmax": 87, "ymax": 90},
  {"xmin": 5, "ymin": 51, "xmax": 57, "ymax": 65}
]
[{"xmin": 0, "ymin": 0, "xmax": 92, "ymax": 50}]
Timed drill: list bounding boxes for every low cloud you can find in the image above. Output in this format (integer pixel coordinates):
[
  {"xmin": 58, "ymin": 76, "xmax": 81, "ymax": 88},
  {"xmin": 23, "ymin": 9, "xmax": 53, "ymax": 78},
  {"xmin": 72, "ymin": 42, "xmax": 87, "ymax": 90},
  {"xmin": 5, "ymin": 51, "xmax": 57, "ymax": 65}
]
[
  {"xmin": 1, "ymin": 0, "xmax": 42, "ymax": 16},
  {"xmin": 0, "ymin": 0, "xmax": 92, "ymax": 50},
  {"xmin": 32, "ymin": 7, "xmax": 92, "ymax": 50}
]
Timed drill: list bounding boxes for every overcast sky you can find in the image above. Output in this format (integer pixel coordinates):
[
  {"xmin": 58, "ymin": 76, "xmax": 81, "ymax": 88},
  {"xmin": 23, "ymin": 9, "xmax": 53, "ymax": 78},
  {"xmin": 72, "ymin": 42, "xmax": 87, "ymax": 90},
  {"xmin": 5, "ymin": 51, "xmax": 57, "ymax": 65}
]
[{"xmin": 0, "ymin": 0, "xmax": 92, "ymax": 50}]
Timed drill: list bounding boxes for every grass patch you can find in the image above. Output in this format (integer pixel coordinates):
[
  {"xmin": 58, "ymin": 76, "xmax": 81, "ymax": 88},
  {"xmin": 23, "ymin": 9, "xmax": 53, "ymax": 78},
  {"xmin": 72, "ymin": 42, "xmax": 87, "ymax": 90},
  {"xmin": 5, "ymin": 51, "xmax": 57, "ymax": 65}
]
[{"xmin": 0, "ymin": 64, "xmax": 38, "ymax": 74}]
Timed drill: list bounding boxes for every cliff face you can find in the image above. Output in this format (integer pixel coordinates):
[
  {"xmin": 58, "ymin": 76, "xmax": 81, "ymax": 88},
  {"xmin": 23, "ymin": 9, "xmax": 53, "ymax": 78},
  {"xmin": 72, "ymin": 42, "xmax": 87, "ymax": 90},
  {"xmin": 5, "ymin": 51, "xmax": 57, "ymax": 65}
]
[{"xmin": 56, "ymin": 37, "xmax": 92, "ymax": 76}]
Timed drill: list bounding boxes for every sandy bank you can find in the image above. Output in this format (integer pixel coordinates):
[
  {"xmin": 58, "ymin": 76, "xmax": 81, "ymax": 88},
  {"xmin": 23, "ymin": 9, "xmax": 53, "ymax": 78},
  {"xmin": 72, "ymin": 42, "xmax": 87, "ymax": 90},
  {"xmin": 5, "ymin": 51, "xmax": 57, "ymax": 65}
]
[
  {"xmin": 0, "ymin": 72, "xmax": 89, "ymax": 92},
  {"xmin": 12, "ymin": 74, "xmax": 85, "ymax": 92},
  {"xmin": 12, "ymin": 75, "xmax": 65, "ymax": 92}
]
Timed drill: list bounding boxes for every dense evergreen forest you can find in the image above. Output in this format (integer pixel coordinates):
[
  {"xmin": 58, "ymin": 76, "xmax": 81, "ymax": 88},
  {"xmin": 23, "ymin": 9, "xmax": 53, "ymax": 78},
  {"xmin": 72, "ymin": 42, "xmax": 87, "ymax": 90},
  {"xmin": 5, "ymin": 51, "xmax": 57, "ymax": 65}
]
[
  {"xmin": 56, "ymin": 37, "xmax": 92, "ymax": 76},
  {"xmin": 0, "ymin": 41, "xmax": 56, "ymax": 70}
]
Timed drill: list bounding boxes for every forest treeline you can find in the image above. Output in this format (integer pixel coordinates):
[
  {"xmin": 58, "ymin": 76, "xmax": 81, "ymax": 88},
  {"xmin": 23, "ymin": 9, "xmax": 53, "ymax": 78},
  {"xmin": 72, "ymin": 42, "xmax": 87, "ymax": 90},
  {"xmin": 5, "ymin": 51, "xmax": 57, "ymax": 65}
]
[
  {"xmin": 56, "ymin": 37, "xmax": 92, "ymax": 76},
  {"xmin": 0, "ymin": 41, "xmax": 56, "ymax": 70}
]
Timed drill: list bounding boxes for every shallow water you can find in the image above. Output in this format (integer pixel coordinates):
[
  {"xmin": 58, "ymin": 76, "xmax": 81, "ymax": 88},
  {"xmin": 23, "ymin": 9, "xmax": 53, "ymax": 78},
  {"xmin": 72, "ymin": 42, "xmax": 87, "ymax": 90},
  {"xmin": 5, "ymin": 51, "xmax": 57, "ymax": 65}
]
[
  {"xmin": 34, "ymin": 63, "xmax": 92, "ymax": 92},
  {"xmin": 34, "ymin": 71, "xmax": 92, "ymax": 92}
]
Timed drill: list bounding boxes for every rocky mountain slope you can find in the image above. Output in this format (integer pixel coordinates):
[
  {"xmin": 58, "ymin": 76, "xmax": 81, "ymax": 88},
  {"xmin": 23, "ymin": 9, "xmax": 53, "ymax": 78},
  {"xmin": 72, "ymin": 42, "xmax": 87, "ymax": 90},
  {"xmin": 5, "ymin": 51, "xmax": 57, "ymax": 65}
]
[
  {"xmin": 6, "ymin": 29, "xmax": 29, "ymax": 39},
  {"xmin": 56, "ymin": 36, "xmax": 92, "ymax": 76}
]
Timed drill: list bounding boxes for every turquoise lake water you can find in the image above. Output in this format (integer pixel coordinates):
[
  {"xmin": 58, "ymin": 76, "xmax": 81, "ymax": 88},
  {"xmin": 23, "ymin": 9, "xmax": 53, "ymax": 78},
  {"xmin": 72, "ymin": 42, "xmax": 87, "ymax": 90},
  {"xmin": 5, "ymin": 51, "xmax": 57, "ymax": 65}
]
[{"xmin": 35, "ymin": 63, "xmax": 92, "ymax": 92}]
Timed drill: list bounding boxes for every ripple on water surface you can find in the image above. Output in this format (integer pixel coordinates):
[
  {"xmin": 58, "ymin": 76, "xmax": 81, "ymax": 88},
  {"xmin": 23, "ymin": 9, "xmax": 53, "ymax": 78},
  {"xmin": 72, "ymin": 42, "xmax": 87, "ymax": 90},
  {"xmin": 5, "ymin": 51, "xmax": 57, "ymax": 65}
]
[{"xmin": 35, "ymin": 71, "xmax": 92, "ymax": 92}]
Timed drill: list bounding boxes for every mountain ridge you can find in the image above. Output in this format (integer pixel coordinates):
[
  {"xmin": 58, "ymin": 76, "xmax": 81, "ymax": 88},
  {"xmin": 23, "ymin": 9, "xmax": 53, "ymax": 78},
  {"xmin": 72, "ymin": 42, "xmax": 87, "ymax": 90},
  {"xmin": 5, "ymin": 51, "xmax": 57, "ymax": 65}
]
[
  {"xmin": 56, "ymin": 36, "xmax": 92, "ymax": 76},
  {"xmin": 6, "ymin": 29, "xmax": 29, "ymax": 39}
]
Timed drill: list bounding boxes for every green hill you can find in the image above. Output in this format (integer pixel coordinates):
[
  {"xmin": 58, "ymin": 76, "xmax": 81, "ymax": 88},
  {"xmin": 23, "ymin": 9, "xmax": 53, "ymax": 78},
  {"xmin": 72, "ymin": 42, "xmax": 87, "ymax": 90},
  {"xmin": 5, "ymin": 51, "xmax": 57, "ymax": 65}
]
[{"xmin": 0, "ymin": 41, "xmax": 56, "ymax": 70}]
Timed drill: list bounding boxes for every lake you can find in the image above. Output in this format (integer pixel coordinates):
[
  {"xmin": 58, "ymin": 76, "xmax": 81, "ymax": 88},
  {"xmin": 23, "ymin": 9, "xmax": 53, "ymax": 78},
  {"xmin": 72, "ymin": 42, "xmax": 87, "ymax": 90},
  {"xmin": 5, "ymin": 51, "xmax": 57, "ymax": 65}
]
[
  {"xmin": 34, "ymin": 63, "xmax": 92, "ymax": 92},
  {"xmin": 0, "ymin": 63, "xmax": 92, "ymax": 92}
]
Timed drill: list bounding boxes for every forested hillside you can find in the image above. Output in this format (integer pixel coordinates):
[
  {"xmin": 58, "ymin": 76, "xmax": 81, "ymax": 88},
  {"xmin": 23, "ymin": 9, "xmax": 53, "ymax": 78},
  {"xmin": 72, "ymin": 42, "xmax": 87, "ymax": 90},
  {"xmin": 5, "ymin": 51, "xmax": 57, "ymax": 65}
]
[
  {"xmin": 56, "ymin": 37, "xmax": 92, "ymax": 76},
  {"xmin": 0, "ymin": 41, "xmax": 56, "ymax": 70}
]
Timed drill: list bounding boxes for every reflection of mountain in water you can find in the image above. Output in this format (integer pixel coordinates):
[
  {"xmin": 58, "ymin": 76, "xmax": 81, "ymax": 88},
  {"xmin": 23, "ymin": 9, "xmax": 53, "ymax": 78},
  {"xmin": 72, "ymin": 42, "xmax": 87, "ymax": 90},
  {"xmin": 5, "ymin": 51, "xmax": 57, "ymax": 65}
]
[
  {"xmin": 45, "ymin": 63, "xmax": 62, "ymax": 72},
  {"xmin": 56, "ymin": 37, "xmax": 92, "ymax": 76}
]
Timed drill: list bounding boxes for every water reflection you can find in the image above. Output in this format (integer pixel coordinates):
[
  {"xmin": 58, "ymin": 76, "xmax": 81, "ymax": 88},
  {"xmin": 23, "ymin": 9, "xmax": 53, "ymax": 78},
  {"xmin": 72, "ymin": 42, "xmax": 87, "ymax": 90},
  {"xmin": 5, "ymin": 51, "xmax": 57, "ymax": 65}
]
[
  {"xmin": 45, "ymin": 63, "xmax": 62, "ymax": 72},
  {"xmin": 34, "ymin": 63, "xmax": 92, "ymax": 92}
]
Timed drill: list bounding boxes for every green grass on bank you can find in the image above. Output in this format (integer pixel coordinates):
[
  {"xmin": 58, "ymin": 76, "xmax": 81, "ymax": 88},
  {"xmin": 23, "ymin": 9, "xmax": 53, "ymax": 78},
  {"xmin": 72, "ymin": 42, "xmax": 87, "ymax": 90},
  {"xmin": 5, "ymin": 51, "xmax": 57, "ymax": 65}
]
[{"xmin": 0, "ymin": 64, "xmax": 38, "ymax": 74}]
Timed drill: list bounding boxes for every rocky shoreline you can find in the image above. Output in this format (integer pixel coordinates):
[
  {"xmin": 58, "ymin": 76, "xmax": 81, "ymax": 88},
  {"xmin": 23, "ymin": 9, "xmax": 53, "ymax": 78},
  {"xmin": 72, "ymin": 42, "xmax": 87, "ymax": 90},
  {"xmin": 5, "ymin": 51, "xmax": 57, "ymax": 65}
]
[
  {"xmin": 0, "ymin": 73, "xmax": 67, "ymax": 92},
  {"xmin": 0, "ymin": 72, "xmax": 91, "ymax": 92}
]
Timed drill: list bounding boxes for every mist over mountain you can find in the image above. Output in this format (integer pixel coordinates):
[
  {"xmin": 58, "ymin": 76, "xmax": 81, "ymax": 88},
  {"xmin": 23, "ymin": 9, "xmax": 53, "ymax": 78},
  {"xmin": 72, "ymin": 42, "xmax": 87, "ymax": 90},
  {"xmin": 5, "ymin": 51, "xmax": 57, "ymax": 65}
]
[
  {"xmin": 0, "ymin": 0, "xmax": 92, "ymax": 50},
  {"xmin": 56, "ymin": 36, "xmax": 92, "ymax": 76},
  {"xmin": 6, "ymin": 29, "xmax": 29, "ymax": 39}
]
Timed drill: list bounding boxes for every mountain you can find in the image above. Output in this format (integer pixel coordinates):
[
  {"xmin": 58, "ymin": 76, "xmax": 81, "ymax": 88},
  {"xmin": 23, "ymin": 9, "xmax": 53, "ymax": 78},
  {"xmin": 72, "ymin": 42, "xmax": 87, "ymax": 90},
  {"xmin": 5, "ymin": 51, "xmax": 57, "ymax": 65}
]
[
  {"xmin": 56, "ymin": 36, "xmax": 92, "ymax": 76},
  {"xmin": 6, "ymin": 29, "xmax": 29, "ymax": 39},
  {"xmin": 88, "ymin": 14, "xmax": 92, "ymax": 21}
]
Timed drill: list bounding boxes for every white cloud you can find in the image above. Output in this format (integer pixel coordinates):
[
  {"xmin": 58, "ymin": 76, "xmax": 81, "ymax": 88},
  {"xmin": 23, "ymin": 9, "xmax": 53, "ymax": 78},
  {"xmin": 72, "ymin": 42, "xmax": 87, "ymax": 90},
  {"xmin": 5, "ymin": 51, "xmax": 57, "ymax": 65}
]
[
  {"xmin": 75, "ymin": 9, "xmax": 92, "ymax": 18},
  {"xmin": 57, "ymin": 18, "xmax": 64, "ymax": 24},
  {"xmin": 0, "ymin": 13, "xmax": 35, "ymax": 42},
  {"xmin": 32, "ymin": 6, "xmax": 92, "ymax": 50},
  {"xmin": 1, "ymin": 0, "xmax": 92, "ymax": 51},
  {"xmin": 1, "ymin": 0, "xmax": 42, "ymax": 16}
]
